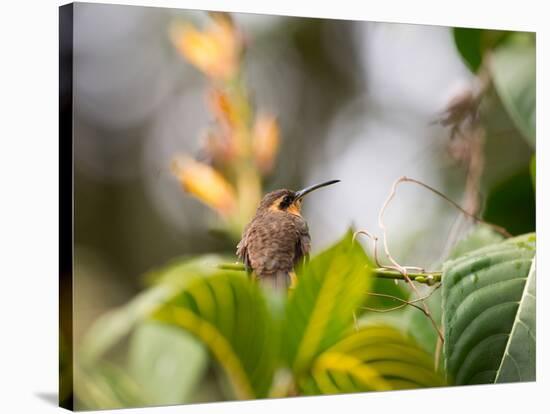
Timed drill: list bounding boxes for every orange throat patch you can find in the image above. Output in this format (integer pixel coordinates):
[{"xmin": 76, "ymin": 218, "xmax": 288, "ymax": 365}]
[{"xmin": 287, "ymin": 203, "xmax": 302, "ymax": 216}]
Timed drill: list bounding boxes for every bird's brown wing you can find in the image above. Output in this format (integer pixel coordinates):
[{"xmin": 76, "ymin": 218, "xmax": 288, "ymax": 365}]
[
  {"xmin": 236, "ymin": 227, "xmax": 252, "ymax": 272},
  {"xmin": 294, "ymin": 222, "xmax": 311, "ymax": 267}
]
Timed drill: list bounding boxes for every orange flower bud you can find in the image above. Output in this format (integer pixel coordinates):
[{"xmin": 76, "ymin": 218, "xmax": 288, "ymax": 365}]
[
  {"xmin": 208, "ymin": 88, "xmax": 239, "ymax": 128},
  {"xmin": 252, "ymin": 115, "xmax": 280, "ymax": 174},
  {"xmin": 171, "ymin": 157, "xmax": 237, "ymax": 216},
  {"xmin": 207, "ymin": 88, "xmax": 254, "ymax": 158},
  {"xmin": 170, "ymin": 16, "xmax": 241, "ymax": 80}
]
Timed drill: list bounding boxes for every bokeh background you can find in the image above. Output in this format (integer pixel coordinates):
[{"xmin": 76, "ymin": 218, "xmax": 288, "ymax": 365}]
[{"xmin": 64, "ymin": 3, "xmax": 535, "ymax": 407}]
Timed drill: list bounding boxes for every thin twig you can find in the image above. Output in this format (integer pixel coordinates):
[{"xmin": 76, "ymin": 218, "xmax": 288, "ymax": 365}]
[
  {"xmin": 353, "ymin": 230, "xmax": 382, "ymax": 268},
  {"xmin": 367, "ymin": 284, "xmax": 440, "ymax": 305},
  {"xmin": 436, "ymin": 126, "xmax": 488, "ymax": 265},
  {"xmin": 378, "ymin": 177, "xmax": 444, "ymax": 343},
  {"xmin": 437, "ymin": 210, "xmax": 467, "ymax": 266},
  {"xmin": 361, "ymin": 302, "xmax": 423, "ymax": 313},
  {"xmin": 361, "ymin": 284, "xmax": 441, "ymax": 315},
  {"xmin": 375, "ymin": 175, "xmax": 511, "ymax": 342},
  {"xmin": 395, "ymin": 176, "xmax": 511, "ymax": 238},
  {"xmin": 434, "ymin": 329, "xmax": 444, "ymax": 372},
  {"xmin": 354, "ymin": 230, "xmax": 427, "ymax": 273}
]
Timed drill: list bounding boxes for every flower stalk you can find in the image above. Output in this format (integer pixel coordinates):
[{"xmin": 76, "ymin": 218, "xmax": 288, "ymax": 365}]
[{"xmin": 170, "ymin": 12, "xmax": 281, "ymax": 239}]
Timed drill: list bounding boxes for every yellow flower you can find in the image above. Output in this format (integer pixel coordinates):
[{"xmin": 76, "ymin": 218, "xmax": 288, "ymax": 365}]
[
  {"xmin": 171, "ymin": 156, "xmax": 237, "ymax": 217},
  {"xmin": 170, "ymin": 15, "xmax": 241, "ymax": 80},
  {"xmin": 252, "ymin": 114, "xmax": 280, "ymax": 174}
]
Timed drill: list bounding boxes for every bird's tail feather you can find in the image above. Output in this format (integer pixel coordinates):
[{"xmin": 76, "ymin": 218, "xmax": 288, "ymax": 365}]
[{"xmin": 259, "ymin": 271, "xmax": 290, "ymax": 290}]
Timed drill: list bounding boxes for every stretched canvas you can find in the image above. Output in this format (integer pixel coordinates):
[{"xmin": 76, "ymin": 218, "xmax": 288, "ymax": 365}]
[{"xmin": 59, "ymin": 2, "xmax": 536, "ymax": 411}]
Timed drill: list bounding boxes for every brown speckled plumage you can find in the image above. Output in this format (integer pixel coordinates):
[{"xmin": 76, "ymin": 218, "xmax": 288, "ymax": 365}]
[
  {"xmin": 237, "ymin": 189, "xmax": 311, "ymax": 289},
  {"xmin": 237, "ymin": 181, "xmax": 339, "ymax": 289}
]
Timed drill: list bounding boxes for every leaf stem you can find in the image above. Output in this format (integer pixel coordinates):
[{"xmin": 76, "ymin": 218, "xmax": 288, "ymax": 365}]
[
  {"xmin": 217, "ymin": 263, "xmax": 441, "ymax": 285},
  {"xmin": 219, "ymin": 262, "xmax": 249, "ymax": 271},
  {"xmin": 372, "ymin": 268, "xmax": 441, "ymax": 284}
]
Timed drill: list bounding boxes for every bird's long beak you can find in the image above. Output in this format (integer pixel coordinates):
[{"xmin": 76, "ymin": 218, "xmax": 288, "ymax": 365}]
[{"xmin": 295, "ymin": 179, "xmax": 341, "ymax": 200}]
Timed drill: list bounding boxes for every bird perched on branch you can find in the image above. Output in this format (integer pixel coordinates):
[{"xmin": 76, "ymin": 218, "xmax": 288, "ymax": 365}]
[{"xmin": 236, "ymin": 180, "xmax": 340, "ymax": 289}]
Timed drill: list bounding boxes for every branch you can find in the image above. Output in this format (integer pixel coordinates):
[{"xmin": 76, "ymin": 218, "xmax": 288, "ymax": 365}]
[
  {"xmin": 217, "ymin": 263, "xmax": 441, "ymax": 285},
  {"xmin": 361, "ymin": 284, "xmax": 441, "ymax": 314},
  {"xmin": 396, "ymin": 176, "xmax": 511, "ymax": 238},
  {"xmin": 218, "ymin": 262, "xmax": 248, "ymax": 271}
]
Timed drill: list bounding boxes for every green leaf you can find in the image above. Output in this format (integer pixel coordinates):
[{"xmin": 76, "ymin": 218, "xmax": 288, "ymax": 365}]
[
  {"xmin": 448, "ymin": 224, "xmax": 505, "ymax": 260},
  {"xmin": 453, "ymin": 28, "xmax": 512, "ymax": 73},
  {"xmin": 363, "ymin": 277, "xmax": 409, "ymax": 310},
  {"xmin": 283, "ymin": 230, "xmax": 373, "ymax": 376},
  {"xmin": 442, "ymin": 233, "xmax": 536, "ymax": 385},
  {"xmin": 405, "ymin": 225, "xmax": 504, "ymax": 359},
  {"xmin": 154, "ymin": 271, "xmax": 278, "ymax": 399},
  {"xmin": 79, "ymin": 255, "xmax": 226, "ymax": 362},
  {"xmin": 359, "ymin": 224, "xmax": 507, "ymax": 358},
  {"xmin": 483, "ymin": 168, "xmax": 536, "ymax": 236},
  {"xmin": 453, "ymin": 28, "xmax": 483, "ymax": 72},
  {"xmin": 74, "ymin": 362, "xmax": 146, "ymax": 410},
  {"xmin": 128, "ymin": 322, "xmax": 208, "ymax": 405},
  {"xmin": 491, "ymin": 38, "xmax": 536, "ymax": 148},
  {"xmin": 300, "ymin": 325, "xmax": 445, "ymax": 394},
  {"xmin": 402, "ymin": 288, "xmax": 443, "ymax": 355},
  {"xmin": 357, "ymin": 286, "xmax": 440, "ymax": 356},
  {"xmin": 401, "ymin": 225, "xmax": 504, "ymax": 359},
  {"xmin": 495, "ymin": 258, "xmax": 536, "ymax": 382}
]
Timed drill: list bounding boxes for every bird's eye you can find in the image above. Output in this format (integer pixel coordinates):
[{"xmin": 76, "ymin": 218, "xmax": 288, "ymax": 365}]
[{"xmin": 280, "ymin": 195, "xmax": 293, "ymax": 208}]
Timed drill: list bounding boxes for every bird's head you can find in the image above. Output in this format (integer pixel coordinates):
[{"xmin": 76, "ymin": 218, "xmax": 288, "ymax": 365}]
[{"xmin": 258, "ymin": 179, "xmax": 341, "ymax": 216}]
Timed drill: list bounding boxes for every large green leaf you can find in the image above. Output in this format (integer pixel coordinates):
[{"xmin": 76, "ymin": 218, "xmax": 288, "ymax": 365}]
[
  {"xmin": 300, "ymin": 325, "xmax": 445, "ymax": 395},
  {"xmin": 363, "ymin": 277, "xmax": 409, "ymax": 311},
  {"xmin": 453, "ymin": 28, "xmax": 483, "ymax": 72},
  {"xmin": 128, "ymin": 322, "xmax": 208, "ymax": 405},
  {"xmin": 405, "ymin": 225, "xmax": 502, "ymax": 360},
  {"xmin": 442, "ymin": 233, "xmax": 536, "ymax": 385},
  {"xmin": 401, "ymin": 288, "xmax": 443, "ymax": 356},
  {"xmin": 361, "ymin": 225, "xmax": 507, "ymax": 358},
  {"xmin": 495, "ymin": 258, "xmax": 536, "ymax": 382},
  {"xmin": 74, "ymin": 362, "xmax": 146, "ymax": 410},
  {"xmin": 79, "ymin": 255, "xmax": 226, "ymax": 362},
  {"xmin": 453, "ymin": 28, "xmax": 512, "ymax": 73},
  {"xmin": 447, "ymin": 225, "xmax": 504, "ymax": 260},
  {"xmin": 283, "ymin": 230, "xmax": 373, "ymax": 376},
  {"xmin": 483, "ymin": 168, "xmax": 536, "ymax": 236},
  {"xmin": 154, "ymin": 271, "xmax": 278, "ymax": 399},
  {"xmin": 357, "ymin": 287, "xmax": 441, "ymax": 356},
  {"xmin": 491, "ymin": 38, "xmax": 536, "ymax": 148}
]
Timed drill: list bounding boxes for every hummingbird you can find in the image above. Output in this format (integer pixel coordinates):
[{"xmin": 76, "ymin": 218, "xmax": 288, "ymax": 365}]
[{"xmin": 236, "ymin": 179, "xmax": 340, "ymax": 289}]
